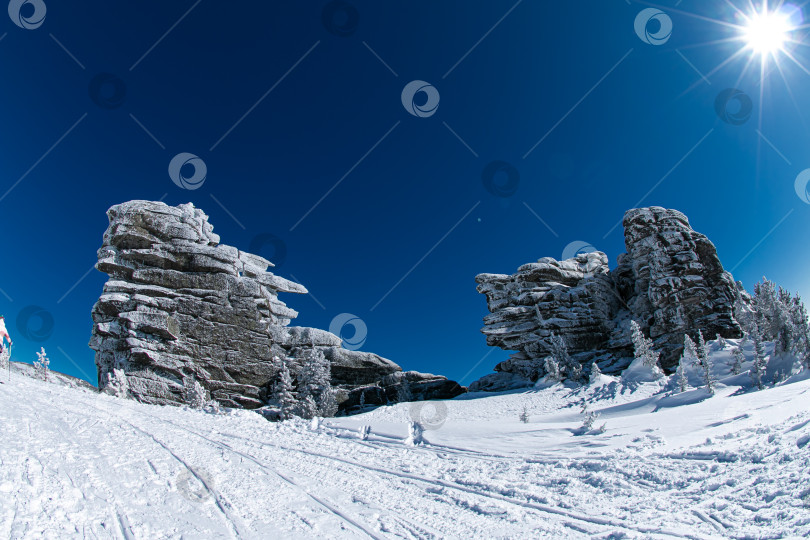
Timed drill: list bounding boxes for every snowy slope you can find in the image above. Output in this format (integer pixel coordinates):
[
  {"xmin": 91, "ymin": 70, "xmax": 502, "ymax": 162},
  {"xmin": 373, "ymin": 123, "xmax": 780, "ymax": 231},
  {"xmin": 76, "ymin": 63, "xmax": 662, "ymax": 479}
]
[{"xmin": 1, "ymin": 344, "xmax": 809, "ymax": 539}]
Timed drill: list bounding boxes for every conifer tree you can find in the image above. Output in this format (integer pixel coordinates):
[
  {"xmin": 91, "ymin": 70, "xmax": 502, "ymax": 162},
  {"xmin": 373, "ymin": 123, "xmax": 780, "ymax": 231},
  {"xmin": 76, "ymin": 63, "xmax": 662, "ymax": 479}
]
[
  {"xmin": 630, "ymin": 321, "xmax": 663, "ymax": 375},
  {"xmin": 730, "ymin": 346, "xmax": 745, "ymax": 376},
  {"xmin": 274, "ymin": 357, "xmax": 297, "ymax": 420},
  {"xmin": 695, "ymin": 330, "xmax": 715, "ymax": 395}
]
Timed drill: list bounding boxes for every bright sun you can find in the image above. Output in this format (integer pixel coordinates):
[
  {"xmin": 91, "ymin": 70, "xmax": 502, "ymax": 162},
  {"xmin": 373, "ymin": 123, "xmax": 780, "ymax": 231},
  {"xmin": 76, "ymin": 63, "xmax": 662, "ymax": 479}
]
[{"xmin": 743, "ymin": 10, "xmax": 794, "ymax": 55}]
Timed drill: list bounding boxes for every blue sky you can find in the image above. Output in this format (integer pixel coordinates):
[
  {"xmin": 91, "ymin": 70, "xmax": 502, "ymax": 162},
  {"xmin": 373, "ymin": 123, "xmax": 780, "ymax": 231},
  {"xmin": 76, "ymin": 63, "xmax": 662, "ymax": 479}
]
[{"xmin": 1, "ymin": 0, "xmax": 809, "ymax": 386}]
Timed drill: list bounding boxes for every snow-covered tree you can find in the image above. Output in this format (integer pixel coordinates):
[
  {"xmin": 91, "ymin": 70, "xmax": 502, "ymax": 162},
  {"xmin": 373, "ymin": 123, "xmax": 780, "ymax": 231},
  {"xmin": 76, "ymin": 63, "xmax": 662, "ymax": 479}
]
[
  {"xmin": 549, "ymin": 333, "xmax": 582, "ymax": 382},
  {"xmin": 789, "ymin": 296, "xmax": 810, "ymax": 370},
  {"xmin": 675, "ymin": 355, "xmax": 689, "ymax": 393},
  {"xmin": 297, "ymin": 347, "xmax": 338, "ymax": 418},
  {"xmin": 577, "ymin": 403, "xmax": 603, "ymax": 435},
  {"xmin": 106, "ymin": 368, "xmax": 129, "ymax": 398},
  {"xmin": 750, "ymin": 325, "xmax": 768, "ymax": 390},
  {"xmin": 715, "ymin": 334, "xmax": 727, "ymax": 350},
  {"xmin": 589, "ymin": 361, "xmax": 602, "ymax": 385},
  {"xmin": 695, "ymin": 330, "xmax": 715, "ymax": 395},
  {"xmin": 519, "ymin": 407, "xmax": 529, "ymax": 423},
  {"xmin": 630, "ymin": 321, "xmax": 662, "ymax": 372},
  {"xmin": 682, "ymin": 334, "xmax": 699, "ymax": 364},
  {"xmin": 273, "ymin": 357, "xmax": 297, "ymax": 420},
  {"xmin": 730, "ymin": 346, "xmax": 745, "ymax": 376},
  {"xmin": 183, "ymin": 375, "xmax": 209, "ymax": 409},
  {"xmin": 34, "ymin": 347, "xmax": 49, "ymax": 382},
  {"xmin": 749, "ymin": 278, "xmax": 810, "ymax": 359},
  {"xmin": 543, "ymin": 356, "xmax": 561, "ymax": 382}
]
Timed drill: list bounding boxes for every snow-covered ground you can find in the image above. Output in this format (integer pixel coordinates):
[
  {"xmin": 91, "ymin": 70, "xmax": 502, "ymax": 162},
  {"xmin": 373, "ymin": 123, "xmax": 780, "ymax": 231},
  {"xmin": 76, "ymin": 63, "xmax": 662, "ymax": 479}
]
[{"xmin": 1, "ymin": 343, "xmax": 809, "ymax": 539}]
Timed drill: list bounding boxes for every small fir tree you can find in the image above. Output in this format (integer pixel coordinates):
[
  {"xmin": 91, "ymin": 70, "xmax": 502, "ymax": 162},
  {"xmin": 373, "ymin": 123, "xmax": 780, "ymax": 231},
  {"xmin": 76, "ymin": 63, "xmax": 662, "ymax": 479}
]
[
  {"xmin": 730, "ymin": 346, "xmax": 745, "ymax": 376},
  {"xmin": 750, "ymin": 326, "xmax": 768, "ymax": 390},
  {"xmin": 695, "ymin": 330, "xmax": 715, "ymax": 395},
  {"xmin": 630, "ymin": 321, "xmax": 663, "ymax": 375},
  {"xmin": 34, "ymin": 347, "xmax": 50, "ymax": 382},
  {"xmin": 274, "ymin": 357, "xmax": 298, "ymax": 420},
  {"xmin": 589, "ymin": 361, "xmax": 602, "ymax": 385},
  {"xmin": 519, "ymin": 407, "xmax": 529, "ymax": 423}
]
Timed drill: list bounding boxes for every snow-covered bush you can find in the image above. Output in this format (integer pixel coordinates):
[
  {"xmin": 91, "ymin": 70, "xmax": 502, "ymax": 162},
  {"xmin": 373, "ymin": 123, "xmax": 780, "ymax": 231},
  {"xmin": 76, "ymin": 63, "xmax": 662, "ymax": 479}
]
[
  {"xmin": 405, "ymin": 421, "xmax": 425, "ymax": 446},
  {"xmin": 695, "ymin": 331, "xmax": 715, "ymax": 395},
  {"xmin": 576, "ymin": 403, "xmax": 605, "ymax": 435},
  {"xmin": 715, "ymin": 334, "xmax": 728, "ymax": 350},
  {"xmin": 542, "ymin": 356, "xmax": 561, "ymax": 383},
  {"xmin": 183, "ymin": 376, "xmax": 209, "ymax": 409},
  {"xmin": 106, "ymin": 368, "xmax": 129, "ymax": 398},
  {"xmin": 34, "ymin": 347, "xmax": 49, "ymax": 382},
  {"xmin": 519, "ymin": 407, "xmax": 529, "ymax": 423}
]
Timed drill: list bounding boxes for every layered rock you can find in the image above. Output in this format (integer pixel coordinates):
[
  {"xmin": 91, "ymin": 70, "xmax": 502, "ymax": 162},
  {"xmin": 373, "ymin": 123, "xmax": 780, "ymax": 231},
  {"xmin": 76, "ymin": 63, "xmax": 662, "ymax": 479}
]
[
  {"xmin": 473, "ymin": 207, "xmax": 743, "ymax": 389},
  {"xmin": 89, "ymin": 201, "xmax": 462, "ymax": 411},
  {"xmin": 340, "ymin": 371, "xmax": 466, "ymax": 412},
  {"xmin": 620, "ymin": 207, "xmax": 742, "ymax": 365}
]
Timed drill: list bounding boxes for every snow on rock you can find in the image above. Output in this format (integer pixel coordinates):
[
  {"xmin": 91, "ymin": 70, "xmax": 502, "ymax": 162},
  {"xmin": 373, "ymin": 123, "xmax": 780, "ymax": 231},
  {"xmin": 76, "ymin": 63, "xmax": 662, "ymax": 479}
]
[
  {"xmin": 89, "ymin": 200, "xmax": 461, "ymax": 411},
  {"xmin": 474, "ymin": 207, "xmax": 744, "ymax": 388}
]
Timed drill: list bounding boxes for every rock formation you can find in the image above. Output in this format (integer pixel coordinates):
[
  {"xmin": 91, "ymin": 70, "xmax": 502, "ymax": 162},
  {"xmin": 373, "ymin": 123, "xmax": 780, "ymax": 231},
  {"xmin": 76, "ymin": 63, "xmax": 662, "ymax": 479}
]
[
  {"xmin": 90, "ymin": 201, "xmax": 463, "ymax": 411},
  {"xmin": 472, "ymin": 207, "xmax": 744, "ymax": 390}
]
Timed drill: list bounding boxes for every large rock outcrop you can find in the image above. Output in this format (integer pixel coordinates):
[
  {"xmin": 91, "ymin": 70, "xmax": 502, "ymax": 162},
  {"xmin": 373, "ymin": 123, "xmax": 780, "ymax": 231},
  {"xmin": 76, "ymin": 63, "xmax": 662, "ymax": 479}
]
[
  {"xmin": 473, "ymin": 207, "xmax": 743, "ymax": 389},
  {"xmin": 89, "ymin": 201, "xmax": 463, "ymax": 411}
]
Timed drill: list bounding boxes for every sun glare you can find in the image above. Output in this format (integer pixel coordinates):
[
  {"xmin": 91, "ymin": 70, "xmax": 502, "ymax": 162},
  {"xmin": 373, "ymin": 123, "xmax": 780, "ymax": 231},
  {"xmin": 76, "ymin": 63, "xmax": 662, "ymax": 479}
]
[{"xmin": 743, "ymin": 9, "xmax": 794, "ymax": 55}]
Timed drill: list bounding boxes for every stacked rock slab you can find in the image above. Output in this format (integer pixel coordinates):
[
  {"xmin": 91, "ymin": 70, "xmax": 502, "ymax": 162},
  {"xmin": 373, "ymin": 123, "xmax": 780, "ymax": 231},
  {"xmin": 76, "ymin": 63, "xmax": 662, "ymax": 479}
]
[
  {"xmin": 89, "ymin": 201, "xmax": 462, "ymax": 410},
  {"xmin": 473, "ymin": 207, "xmax": 742, "ymax": 390},
  {"xmin": 620, "ymin": 207, "xmax": 742, "ymax": 365}
]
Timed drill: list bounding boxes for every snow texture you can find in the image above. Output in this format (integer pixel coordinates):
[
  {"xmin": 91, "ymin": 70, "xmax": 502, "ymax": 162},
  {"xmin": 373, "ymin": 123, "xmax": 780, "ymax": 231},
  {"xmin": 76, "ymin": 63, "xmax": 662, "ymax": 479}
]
[{"xmin": 1, "ymin": 337, "xmax": 809, "ymax": 539}]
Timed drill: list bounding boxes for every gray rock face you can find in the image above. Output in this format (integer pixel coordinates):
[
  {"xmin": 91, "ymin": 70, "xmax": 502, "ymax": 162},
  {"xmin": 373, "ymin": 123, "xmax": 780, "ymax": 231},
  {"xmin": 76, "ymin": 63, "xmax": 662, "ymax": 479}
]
[
  {"xmin": 340, "ymin": 371, "xmax": 465, "ymax": 412},
  {"xmin": 90, "ymin": 201, "xmax": 460, "ymax": 411},
  {"xmin": 473, "ymin": 207, "xmax": 743, "ymax": 387},
  {"xmin": 620, "ymin": 207, "xmax": 742, "ymax": 366}
]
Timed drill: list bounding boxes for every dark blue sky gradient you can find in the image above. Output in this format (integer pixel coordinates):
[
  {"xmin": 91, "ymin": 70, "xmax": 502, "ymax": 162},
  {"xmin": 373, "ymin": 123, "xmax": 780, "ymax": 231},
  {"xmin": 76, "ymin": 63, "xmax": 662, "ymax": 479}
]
[{"xmin": 1, "ymin": 0, "xmax": 809, "ymax": 386}]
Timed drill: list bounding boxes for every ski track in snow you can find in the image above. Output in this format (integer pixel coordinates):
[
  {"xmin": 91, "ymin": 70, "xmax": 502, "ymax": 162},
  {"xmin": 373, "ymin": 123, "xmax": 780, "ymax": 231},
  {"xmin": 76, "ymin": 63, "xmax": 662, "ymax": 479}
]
[{"xmin": 1, "ymin": 358, "xmax": 810, "ymax": 539}]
